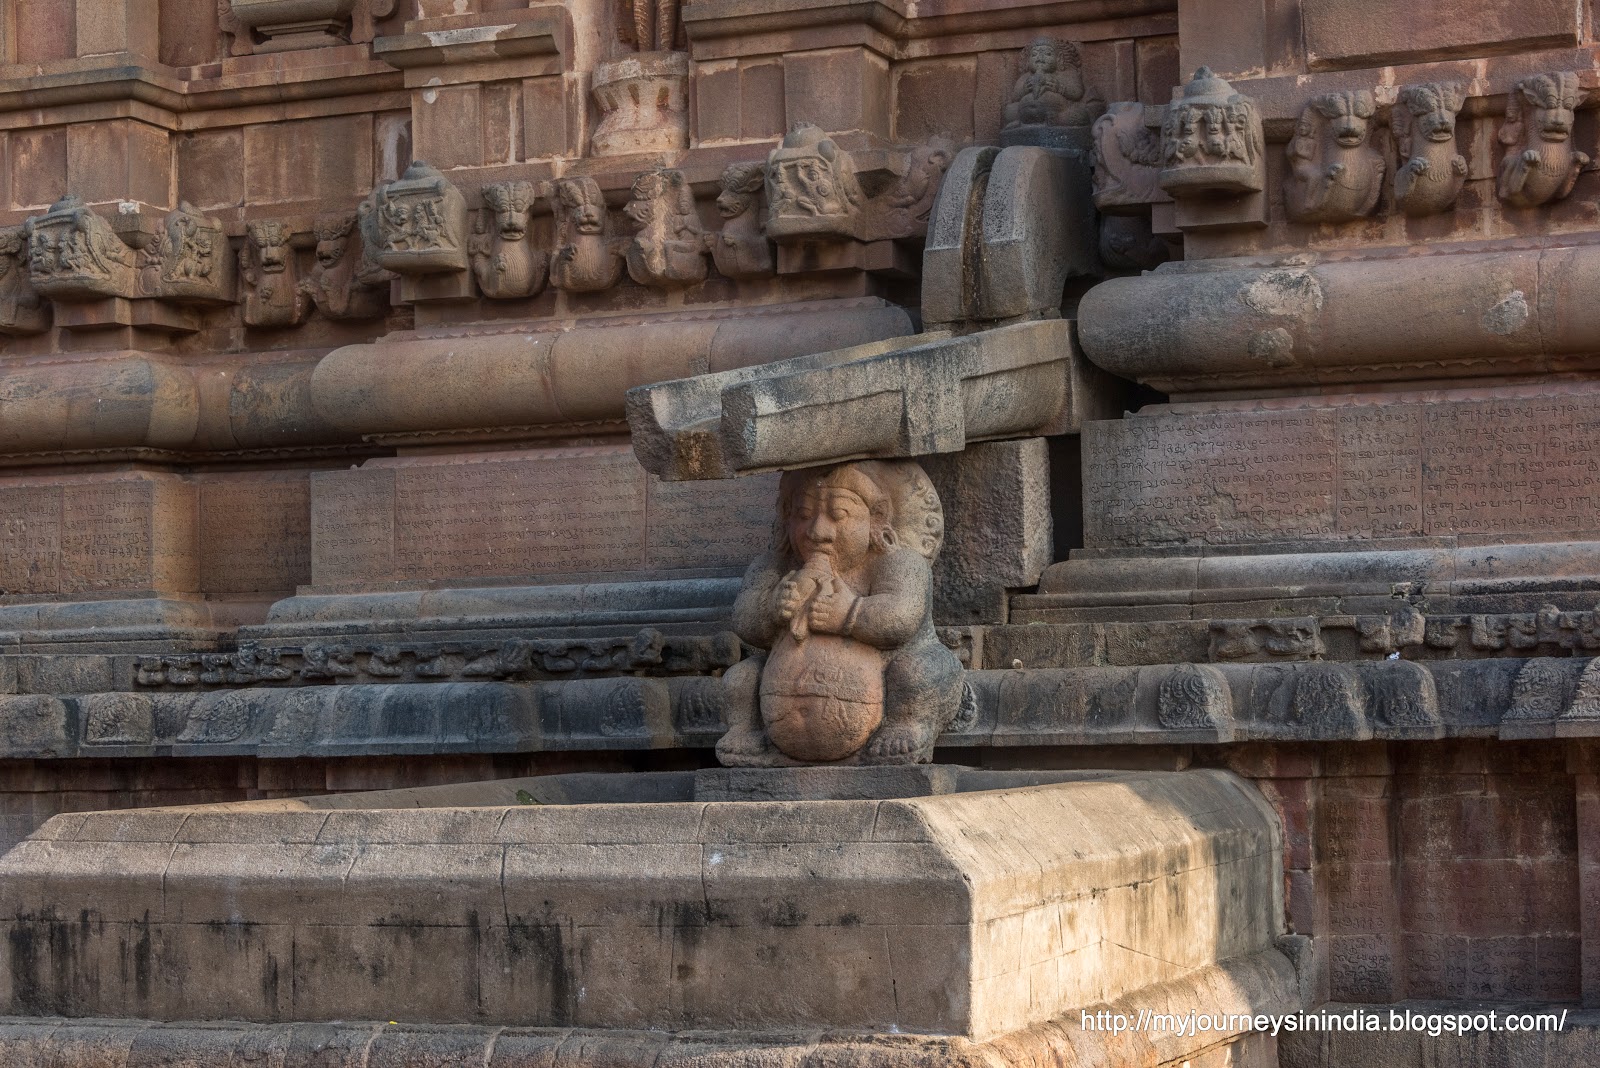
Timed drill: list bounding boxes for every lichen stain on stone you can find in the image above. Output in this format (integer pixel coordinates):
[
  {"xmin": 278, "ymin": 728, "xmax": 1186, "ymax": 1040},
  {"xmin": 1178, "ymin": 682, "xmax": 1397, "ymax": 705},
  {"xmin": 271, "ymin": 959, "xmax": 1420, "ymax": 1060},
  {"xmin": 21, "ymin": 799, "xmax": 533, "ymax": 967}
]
[
  {"xmin": 1482, "ymin": 289, "xmax": 1530, "ymax": 335},
  {"xmin": 1239, "ymin": 268, "xmax": 1324, "ymax": 319}
]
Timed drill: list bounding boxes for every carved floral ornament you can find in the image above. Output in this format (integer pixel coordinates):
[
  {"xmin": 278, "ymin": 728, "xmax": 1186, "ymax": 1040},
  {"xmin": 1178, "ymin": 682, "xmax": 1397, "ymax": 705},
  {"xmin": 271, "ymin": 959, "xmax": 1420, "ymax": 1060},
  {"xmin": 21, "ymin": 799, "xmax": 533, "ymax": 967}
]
[{"xmin": 1087, "ymin": 68, "xmax": 1597, "ymax": 226}]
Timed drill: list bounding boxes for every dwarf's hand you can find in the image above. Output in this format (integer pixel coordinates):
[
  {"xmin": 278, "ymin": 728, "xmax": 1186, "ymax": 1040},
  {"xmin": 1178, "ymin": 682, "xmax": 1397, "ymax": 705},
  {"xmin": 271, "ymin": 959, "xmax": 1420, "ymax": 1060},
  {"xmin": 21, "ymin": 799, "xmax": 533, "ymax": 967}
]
[{"xmin": 807, "ymin": 580, "xmax": 858, "ymax": 635}]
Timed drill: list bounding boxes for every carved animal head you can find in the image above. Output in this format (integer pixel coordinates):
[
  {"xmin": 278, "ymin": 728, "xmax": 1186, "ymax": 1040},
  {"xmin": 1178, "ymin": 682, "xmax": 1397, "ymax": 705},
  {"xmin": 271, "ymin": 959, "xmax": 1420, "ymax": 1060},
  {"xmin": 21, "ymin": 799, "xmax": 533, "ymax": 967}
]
[
  {"xmin": 246, "ymin": 220, "xmax": 292, "ymax": 274},
  {"xmin": 0, "ymin": 228, "xmax": 23, "ymax": 276},
  {"xmin": 1507, "ymin": 71, "xmax": 1582, "ymax": 144},
  {"xmin": 625, "ymin": 168, "xmax": 694, "ymax": 229},
  {"xmin": 716, "ymin": 162, "xmax": 765, "ymax": 218},
  {"xmin": 552, "ymin": 178, "xmax": 606, "ymax": 235},
  {"xmin": 313, "ymin": 215, "xmax": 357, "ymax": 267},
  {"xmin": 481, "ymin": 181, "xmax": 534, "ymax": 240},
  {"xmin": 1310, "ymin": 89, "xmax": 1376, "ymax": 148},
  {"xmin": 1399, "ymin": 81, "xmax": 1466, "ymax": 144}
]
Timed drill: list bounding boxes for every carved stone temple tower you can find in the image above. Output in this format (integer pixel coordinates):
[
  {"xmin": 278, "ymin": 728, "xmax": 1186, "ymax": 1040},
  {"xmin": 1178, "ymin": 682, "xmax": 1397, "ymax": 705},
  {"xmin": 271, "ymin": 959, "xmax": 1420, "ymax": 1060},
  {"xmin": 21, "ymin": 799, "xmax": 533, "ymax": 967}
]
[{"xmin": 0, "ymin": 1, "xmax": 1594, "ymax": 1066}]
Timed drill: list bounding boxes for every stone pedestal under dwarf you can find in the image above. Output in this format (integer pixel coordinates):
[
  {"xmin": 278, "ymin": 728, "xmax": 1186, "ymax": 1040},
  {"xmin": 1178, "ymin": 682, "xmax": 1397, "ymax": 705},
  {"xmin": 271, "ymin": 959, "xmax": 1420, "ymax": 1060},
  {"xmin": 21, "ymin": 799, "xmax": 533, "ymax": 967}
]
[{"xmin": 717, "ymin": 460, "xmax": 964, "ymax": 767}]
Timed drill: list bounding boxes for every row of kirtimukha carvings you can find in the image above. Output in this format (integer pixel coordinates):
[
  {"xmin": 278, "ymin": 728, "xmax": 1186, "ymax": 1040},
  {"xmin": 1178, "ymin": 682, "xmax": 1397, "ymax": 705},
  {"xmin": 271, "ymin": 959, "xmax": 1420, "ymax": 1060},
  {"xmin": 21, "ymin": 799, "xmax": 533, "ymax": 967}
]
[
  {"xmin": 0, "ymin": 124, "xmax": 950, "ymax": 337},
  {"xmin": 1093, "ymin": 67, "xmax": 1594, "ymax": 224}
]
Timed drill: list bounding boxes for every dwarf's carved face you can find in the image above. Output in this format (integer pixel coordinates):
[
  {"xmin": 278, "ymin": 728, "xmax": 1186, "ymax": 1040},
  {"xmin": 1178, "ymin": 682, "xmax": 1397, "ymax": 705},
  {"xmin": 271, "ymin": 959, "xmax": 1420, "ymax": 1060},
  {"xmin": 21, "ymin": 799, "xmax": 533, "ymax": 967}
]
[{"xmin": 789, "ymin": 486, "xmax": 874, "ymax": 572}]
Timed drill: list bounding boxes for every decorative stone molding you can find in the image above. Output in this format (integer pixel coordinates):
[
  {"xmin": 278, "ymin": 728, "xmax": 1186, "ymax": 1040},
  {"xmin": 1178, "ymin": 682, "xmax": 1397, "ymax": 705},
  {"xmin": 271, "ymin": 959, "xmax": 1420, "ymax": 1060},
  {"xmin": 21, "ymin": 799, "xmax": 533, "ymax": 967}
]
[
  {"xmin": 1284, "ymin": 90, "xmax": 1386, "ymax": 224},
  {"xmin": 590, "ymin": 50, "xmax": 690, "ymax": 157},
  {"xmin": 1001, "ymin": 37, "xmax": 1103, "ymax": 149},
  {"xmin": 548, "ymin": 177, "xmax": 626, "ymax": 293},
  {"xmin": 1158, "ymin": 67, "xmax": 1265, "ymax": 198},
  {"xmin": 219, "ymin": 0, "xmax": 394, "ymax": 56},
  {"xmin": 1497, "ymin": 70, "xmax": 1589, "ymax": 208},
  {"xmin": 711, "ymin": 162, "xmax": 774, "ymax": 280},
  {"xmin": 469, "ymin": 180, "xmax": 548, "ymax": 299},
  {"xmin": 623, "ymin": 167, "xmax": 708, "ymax": 288},
  {"xmin": 0, "ymin": 226, "xmax": 49, "ymax": 336},
  {"xmin": 717, "ymin": 460, "xmax": 964, "ymax": 766},
  {"xmin": 1393, "ymin": 81, "xmax": 1468, "ymax": 216},
  {"xmin": 764, "ymin": 124, "xmax": 952, "ymax": 245},
  {"xmin": 241, "ymin": 220, "xmax": 308, "ymax": 328}
]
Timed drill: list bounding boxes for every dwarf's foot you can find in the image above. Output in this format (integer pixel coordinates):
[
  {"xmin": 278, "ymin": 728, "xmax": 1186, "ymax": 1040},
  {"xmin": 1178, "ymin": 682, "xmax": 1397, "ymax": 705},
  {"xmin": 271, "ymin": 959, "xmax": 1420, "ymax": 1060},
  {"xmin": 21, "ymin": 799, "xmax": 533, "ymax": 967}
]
[
  {"xmin": 716, "ymin": 730, "xmax": 774, "ymax": 766},
  {"xmin": 864, "ymin": 721, "xmax": 936, "ymax": 765}
]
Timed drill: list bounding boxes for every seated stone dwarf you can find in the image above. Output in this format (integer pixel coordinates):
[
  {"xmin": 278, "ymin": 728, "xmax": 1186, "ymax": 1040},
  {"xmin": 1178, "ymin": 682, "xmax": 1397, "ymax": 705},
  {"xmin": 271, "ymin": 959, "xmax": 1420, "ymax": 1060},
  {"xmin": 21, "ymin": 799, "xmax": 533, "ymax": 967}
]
[{"xmin": 717, "ymin": 460, "xmax": 964, "ymax": 766}]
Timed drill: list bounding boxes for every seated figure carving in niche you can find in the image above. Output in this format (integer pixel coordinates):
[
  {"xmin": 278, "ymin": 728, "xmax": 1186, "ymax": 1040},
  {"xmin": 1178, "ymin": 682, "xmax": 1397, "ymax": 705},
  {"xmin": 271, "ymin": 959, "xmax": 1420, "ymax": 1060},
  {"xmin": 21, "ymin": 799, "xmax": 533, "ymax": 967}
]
[
  {"xmin": 1003, "ymin": 37, "xmax": 1100, "ymax": 129},
  {"xmin": 717, "ymin": 461, "xmax": 964, "ymax": 767}
]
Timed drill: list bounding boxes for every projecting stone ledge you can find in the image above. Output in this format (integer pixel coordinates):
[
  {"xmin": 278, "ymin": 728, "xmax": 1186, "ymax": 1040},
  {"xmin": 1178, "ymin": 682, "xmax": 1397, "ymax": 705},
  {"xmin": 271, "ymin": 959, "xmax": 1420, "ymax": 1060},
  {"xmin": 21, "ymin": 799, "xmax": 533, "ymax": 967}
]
[{"xmin": 627, "ymin": 318, "xmax": 1122, "ymax": 480}]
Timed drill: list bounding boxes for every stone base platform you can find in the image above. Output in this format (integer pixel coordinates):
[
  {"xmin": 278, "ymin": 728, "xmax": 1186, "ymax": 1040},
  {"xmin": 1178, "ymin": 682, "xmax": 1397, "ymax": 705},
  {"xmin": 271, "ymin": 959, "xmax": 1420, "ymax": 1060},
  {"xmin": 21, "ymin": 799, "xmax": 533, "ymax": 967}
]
[{"xmin": 0, "ymin": 767, "xmax": 1292, "ymax": 1052}]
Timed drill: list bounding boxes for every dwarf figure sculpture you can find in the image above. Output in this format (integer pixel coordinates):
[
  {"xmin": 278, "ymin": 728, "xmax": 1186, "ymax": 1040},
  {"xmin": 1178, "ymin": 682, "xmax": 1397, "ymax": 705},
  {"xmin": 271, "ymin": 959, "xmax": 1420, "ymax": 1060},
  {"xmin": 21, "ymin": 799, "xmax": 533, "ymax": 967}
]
[
  {"xmin": 1003, "ymin": 38, "xmax": 1100, "ymax": 130},
  {"xmin": 717, "ymin": 460, "xmax": 964, "ymax": 767}
]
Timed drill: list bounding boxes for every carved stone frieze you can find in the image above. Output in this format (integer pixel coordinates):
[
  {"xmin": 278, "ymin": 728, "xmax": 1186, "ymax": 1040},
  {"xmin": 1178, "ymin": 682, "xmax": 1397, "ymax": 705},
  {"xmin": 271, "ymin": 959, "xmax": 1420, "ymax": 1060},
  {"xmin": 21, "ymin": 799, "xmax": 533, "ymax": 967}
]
[
  {"xmin": 1393, "ymin": 81, "xmax": 1468, "ymax": 216},
  {"xmin": 365, "ymin": 161, "xmax": 470, "ymax": 275},
  {"xmin": 549, "ymin": 177, "xmax": 625, "ymax": 293},
  {"xmin": 1284, "ymin": 90, "xmax": 1386, "ymax": 224},
  {"xmin": 299, "ymin": 213, "xmax": 392, "ymax": 320},
  {"xmin": 131, "ymin": 630, "xmax": 739, "ymax": 689},
  {"xmin": 1159, "ymin": 68, "xmax": 1265, "ymax": 198},
  {"xmin": 24, "ymin": 195, "xmax": 138, "ymax": 301},
  {"xmin": 717, "ymin": 461, "xmax": 963, "ymax": 767},
  {"xmin": 712, "ymin": 162, "xmax": 775, "ymax": 279},
  {"xmin": 470, "ymin": 180, "xmax": 549, "ymax": 299},
  {"xmin": 1497, "ymin": 71, "xmax": 1589, "ymax": 208},
  {"xmin": 0, "ymin": 226, "xmax": 49, "ymax": 336},
  {"xmin": 624, "ymin": 167, "xmax": 708, "ymax": 288},
  {"xmin": 764, "ymin": 124, "xmax": 952, "ymax": 245},
  {"xmin": 242, "ymin": 220, "xmax": 309, "ymax": 328}
]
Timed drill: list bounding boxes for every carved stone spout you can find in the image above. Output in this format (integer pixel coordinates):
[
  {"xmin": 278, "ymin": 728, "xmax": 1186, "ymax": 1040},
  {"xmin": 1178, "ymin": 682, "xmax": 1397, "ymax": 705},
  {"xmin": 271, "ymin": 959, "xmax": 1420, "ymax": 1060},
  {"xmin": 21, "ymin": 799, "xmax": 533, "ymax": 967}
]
[
  {"xmin": 548, "ymin": 177, "xmax": 625, "ymax": 293},
  {"xmin": 717, "ymin": 461, "xmax": 964, "ymax": 767}
]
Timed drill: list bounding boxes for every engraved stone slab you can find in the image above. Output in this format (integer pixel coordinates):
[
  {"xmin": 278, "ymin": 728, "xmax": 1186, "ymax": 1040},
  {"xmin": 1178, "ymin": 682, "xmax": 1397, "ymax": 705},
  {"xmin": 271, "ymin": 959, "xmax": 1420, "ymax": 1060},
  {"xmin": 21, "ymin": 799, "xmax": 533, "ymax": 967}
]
[
  {"xmin": 311, "ymin": 446, "xmax": 777, "ymax": 588},
  {"xmin": 197, "ymin": 472, "xmax": 312, "ymax": 597},
  {"xmin": 1085, "ymin": 388, "xmax": 1600, "ymax": 547},
  {"xmin": 0, "ymin": 474, "xmax": 198, "ymax": 598}
]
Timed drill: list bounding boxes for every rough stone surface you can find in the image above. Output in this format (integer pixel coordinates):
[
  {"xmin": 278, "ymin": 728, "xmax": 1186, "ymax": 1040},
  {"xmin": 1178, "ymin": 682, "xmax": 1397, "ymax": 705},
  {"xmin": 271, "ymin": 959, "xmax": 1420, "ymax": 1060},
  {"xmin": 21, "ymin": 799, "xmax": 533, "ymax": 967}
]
[{"xmin": 0, "ymin": 769, "xmax": 1287, "ymax": 1040}]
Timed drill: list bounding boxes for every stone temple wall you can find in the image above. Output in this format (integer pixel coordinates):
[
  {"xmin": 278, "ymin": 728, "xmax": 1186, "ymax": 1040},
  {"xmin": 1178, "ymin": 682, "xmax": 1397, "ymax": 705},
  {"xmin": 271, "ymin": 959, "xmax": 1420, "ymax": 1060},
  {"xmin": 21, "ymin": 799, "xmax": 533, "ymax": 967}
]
[{"xmin": 3, "ymin": 0, "xmax": 1600, "ymax": 1066}]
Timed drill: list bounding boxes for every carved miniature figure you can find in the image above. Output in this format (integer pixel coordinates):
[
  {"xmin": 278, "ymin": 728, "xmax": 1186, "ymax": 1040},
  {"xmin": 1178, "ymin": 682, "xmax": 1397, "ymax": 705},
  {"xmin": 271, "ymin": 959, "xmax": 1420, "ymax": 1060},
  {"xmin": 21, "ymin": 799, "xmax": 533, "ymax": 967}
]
[
  {"xmin": 766, "ymin": 124, "xmax": 862, "ymax": 241},
  {"xmin": 1284, "ymin": 90, "xmax": 1386, "ymax": 223},
  {"xmin": 711, "ymin": 162, "xmax": 774, "ymax": 279},
  {"xmin": 1393, "ymin": 82, "xmax": 1469, "ymax": 216},
  {"xmin": 1003, "ymin": 38, "xmax": 1100, "ymax": 130},
  {"xmin": 1159, "ymin": 68, "xmax": 1265, "ymax": 197},
  {"xmin": 0, "ymin": 226, "xmax": 48, "ymax": 336},
  {"xmin": 623, "ymin": 167, "xmax": 708, "ymax": 288},
  {"xmin": 1091, "ymin": 101, "xmax": 1165, "ymax": 212},
  {"xmin": 242, "ymin": 220, "xmax": 309, "ymax": 328},
  {"xmin": 549, "ymin": 177, "xmax": 625, "ymax": 293},
  {"xmin": 367, "ymin": 161, "xmax": 469, "ymax": 274},
  {"xmin": 717, "ymin": 461, "xmax": 964, "ymax": 767},
  {"xmin": 1497, "ymin": 71, "xmax": 1589, "ymax": 208},
  {"xmin": 144, "ymin": 202, "xmax": 234, "ymax": 303},
  {"xmin": 298, "ymin": 214, "xmax": 391, "ymax": 320},
  {"xmin": 23, "ymin": 195, "xmax": 138, "ymax": 300},
  {"xmin": 470, "ymin": 181, "xmax": 548, "ymax": 299}
]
